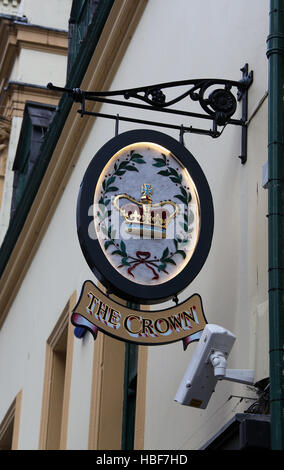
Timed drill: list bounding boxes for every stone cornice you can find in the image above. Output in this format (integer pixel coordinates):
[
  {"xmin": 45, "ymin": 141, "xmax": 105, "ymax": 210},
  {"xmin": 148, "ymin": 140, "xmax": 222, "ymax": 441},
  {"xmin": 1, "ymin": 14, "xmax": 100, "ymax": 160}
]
[
  {"xmin": 0, "ymin": 116, "xmax": 11, "ymax": 143},
  {"xmin": 0, "ymin": 18, "xmax": 68, "ymax": 95},
  {"xmin": 2, "ymin": 81, "xmax": 62, "ymax": 119}
]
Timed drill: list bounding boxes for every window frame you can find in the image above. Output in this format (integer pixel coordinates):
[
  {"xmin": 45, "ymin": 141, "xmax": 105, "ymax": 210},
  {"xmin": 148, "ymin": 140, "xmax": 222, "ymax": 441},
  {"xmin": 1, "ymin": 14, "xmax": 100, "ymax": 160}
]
[
  {"xmin": 0, "ymin": 390, "xmax": 22, "ymax": 450},
  {"xmin": 38, "ymin": 292, "xmax": 76, "ymax": 450}
]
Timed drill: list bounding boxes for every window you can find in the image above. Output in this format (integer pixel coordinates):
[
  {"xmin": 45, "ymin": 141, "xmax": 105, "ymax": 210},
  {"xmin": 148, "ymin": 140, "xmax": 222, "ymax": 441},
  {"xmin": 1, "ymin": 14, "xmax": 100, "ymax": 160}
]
[
  {"xmin": 10, "ymin": 101, "xmax": 56, "ymax": 220},
  {"xmin": 0, "ymin": 391, "xmax": 22, "ymax": 450},
  {"xmin": 67, "ymin": 0, "xmax": 100, "ymax": 79},
  {"xmin": 38, "ymin": 292, "xmax": 76, "ymax": 450}
]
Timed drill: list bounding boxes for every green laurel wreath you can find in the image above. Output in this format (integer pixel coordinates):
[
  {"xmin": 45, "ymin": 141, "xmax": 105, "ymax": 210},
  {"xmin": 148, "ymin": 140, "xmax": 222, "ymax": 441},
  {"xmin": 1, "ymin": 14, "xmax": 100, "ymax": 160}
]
[
  {"xmin": 96, "ymin": 150, "xmax": 194, "ymax": 277},
  {"xmin": 152, "ymin": 153, "xmax": 194, "ymax": 272},
  {"xmin": 97, "ymin": 150, "xmax": 146, "ymax": 266}
]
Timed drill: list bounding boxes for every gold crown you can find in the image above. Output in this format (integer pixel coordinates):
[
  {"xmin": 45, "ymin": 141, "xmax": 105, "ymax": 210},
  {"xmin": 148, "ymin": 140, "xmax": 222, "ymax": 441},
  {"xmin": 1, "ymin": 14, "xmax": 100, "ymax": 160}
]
[{"xmin": 113, "ymin": 184, "xmax": 178, "ymax": 238}]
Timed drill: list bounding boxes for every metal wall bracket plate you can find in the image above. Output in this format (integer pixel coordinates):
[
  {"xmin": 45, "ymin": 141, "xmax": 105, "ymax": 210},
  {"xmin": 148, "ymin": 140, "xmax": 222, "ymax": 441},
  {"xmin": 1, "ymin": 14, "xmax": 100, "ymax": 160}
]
[{"xmin": 47, "ymin": 63, "xmax": 253, "ymax": 164}]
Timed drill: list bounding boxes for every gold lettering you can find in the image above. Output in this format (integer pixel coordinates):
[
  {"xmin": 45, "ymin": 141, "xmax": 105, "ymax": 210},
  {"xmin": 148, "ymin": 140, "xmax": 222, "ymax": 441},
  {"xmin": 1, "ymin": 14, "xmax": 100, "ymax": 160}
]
[
  {"xmin": 154, "ymin": 318, "xmax": 170, "ymax": 334},
  {"xmin": 87, "ymin": 292, "xmax": 99, "ymax": 315},
  {"xmin": 108, "ymin": 309, "xmax": 121, "ymax": 326},
  {"xmin": 168, "ymin": 313, "xmax": 183, "ymax": 331},
  {"xmin": 97, "ymin": 302, "xmax": 109, "ymax": 321},
  {"xmin": 142, "ymin": 318, "xmax": 155, "ymax": 336},
  {"xmin": 124, "ymin": 315, "xmax": 141, "ymax": 334},
  {"xmin": 183, "ymin": 309, "xmax": 195, "ymax": 328}
]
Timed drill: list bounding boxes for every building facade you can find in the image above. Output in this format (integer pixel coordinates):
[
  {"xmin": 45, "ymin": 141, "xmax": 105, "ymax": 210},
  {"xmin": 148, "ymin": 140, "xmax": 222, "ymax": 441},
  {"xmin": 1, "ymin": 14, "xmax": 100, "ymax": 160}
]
[{"xmin": 0, "ymin": 0, "xmax": 280, "ymax": 450}]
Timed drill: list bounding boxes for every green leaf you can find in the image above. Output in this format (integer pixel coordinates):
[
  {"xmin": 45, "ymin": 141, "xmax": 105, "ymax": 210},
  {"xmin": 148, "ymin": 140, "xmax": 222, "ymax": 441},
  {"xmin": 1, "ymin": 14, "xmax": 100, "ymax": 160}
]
[
  {"xmin": 106, "ymin": 175, "xmax": 116, "ymax": 186},
  {"xmin": 164, "ymin": 258, "xmax": 176, "ymax": 265},
  {"xmin": 115, "ymin": 170, "xmax": 126, "ymax": 176},
  {"xmin": 176, "ymin": 250, "xmax": 186, "ymax": 259},
  {"xmin": 111, "ymin": 250, "xmax": 125, "ymax": 256},
  {"xmin": 121, "ymin": 257, "xmax": 131, "ymax": 266},
  {"xmin": 179, "ymin": 221, "xmax": 189, "ymax": 232},
  {"xmin": 105, "ymin": 186, "xmax": 119, "ymax": 193},
  {"xmin": 120, "ymin": 240, "xmax": 126, "ymax": 254},
  {"xmin": 125, "ymin": 165, "xmax": 139, "ymax": 172},
  {"xmin": 131, "ymin": 152, "xmax": 143, "ymax": 158},
  {"xmin": 132, "ymin": 158, "xmax": 146, "ymax": 164},
  {"xmin": 170, "ymin": 177, "xmax": 182, "ymax": 184},
  {"xmin": 118, "ymin": 161, "xmax": 129, "ymax": 169},
  {"xmin": 161, "ymin": 247, "xmax": 169, "ymax": 260},
  {"xmin": 158, "ymin": 263, "xmax": 167, "ymax": 272},
  {"xmin": 180, "ymin": 187, "xmax": 188, "ymax": 199},
  {"xmin": 131, "ymin": 153, "xmax": 146, "ymax": 163},
  {"xmin": 174, "ymin": 194, "xmax": 187, "ymax": 204},
  {"xmin": 153, "ymin": 158, "xmax": 166, "ymax": 167},
  {"xmin": 157, "ymin": 170, "xmax": 170, "ymax": 176},
  {"xmin": 104, "ymin": 240, "xmax": 114, "ymax": 250},
  {"xmin": 168, "ymin": 167, "xmax": 179, "ymax": 177}
]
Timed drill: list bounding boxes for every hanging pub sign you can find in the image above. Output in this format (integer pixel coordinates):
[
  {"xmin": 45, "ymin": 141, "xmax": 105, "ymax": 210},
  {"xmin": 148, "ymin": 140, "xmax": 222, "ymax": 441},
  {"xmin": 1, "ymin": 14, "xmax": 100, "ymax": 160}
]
[
  {"xmin": 72, "ymin": 280, "xmax": 207, "ymax": 346},
  {"xmin": 73, "ymin": 129, "xmax": 214, "ymax": 346}
]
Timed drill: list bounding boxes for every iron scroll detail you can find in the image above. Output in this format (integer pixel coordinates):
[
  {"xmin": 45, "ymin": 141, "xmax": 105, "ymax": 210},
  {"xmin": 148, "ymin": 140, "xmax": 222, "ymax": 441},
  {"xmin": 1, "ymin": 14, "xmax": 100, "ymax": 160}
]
[{"xmin": 47, "ymin": 63, "xmax": 253, "ymax": 163}]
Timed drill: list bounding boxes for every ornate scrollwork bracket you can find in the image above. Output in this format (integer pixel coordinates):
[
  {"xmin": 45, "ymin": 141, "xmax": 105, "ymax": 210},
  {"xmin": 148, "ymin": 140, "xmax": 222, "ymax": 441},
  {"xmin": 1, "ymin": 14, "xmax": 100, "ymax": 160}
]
[{"xmin": 47, "ymin": 63, "xmax": 253, "ymax": 164}]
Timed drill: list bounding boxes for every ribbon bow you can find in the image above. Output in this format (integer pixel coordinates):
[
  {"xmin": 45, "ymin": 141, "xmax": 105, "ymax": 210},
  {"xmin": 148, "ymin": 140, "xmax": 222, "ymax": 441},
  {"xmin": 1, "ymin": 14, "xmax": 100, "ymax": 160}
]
[{"xmin": 128, "ymin": 251, "xmax": 159, "ymax": 280}]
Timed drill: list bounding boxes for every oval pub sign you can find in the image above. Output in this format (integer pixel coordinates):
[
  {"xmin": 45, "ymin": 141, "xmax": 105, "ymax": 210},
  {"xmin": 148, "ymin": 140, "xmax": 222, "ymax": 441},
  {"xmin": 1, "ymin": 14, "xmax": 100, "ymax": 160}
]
[{"xmin": 74, "ymin": 129, "xmax": 213, "ymax": 345}]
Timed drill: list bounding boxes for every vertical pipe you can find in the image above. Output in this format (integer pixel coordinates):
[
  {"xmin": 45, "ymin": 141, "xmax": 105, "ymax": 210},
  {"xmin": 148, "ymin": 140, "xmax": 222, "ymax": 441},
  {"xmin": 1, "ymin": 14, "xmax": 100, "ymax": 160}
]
[
  {"xmin": 121, "ymin": 302, "xmax": 139, "ymax": 450},
  {"xmin": 266, "ymin": 0, "xmax": 284, "ymax": 450}
]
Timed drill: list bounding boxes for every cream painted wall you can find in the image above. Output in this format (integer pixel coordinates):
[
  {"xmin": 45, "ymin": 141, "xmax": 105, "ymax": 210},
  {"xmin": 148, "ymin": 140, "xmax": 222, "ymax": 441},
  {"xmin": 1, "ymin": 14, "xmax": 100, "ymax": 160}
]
[
  {"xmin": 99, "ymin": 0, "xmax": 269, "ymax": 450},
  {"xmin": 10, "ymin": 48, "xmax": 67, "ymax": 87},
  {"xmin": 0, "ymin": 0, "xmax": 21, "ymax": 16},
  {"xmin": 0, "ymin": 0, "xmax": 269, "ymax": 450},
  {"xmin": 18, "ymin": 0, "xmax": 72, "ymax": 30}
]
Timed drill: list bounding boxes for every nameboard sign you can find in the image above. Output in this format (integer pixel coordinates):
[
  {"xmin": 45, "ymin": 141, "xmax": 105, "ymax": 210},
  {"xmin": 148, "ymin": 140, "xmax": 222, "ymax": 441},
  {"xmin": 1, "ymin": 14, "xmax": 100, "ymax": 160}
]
[{"xmin": 71, "ymin": 280, "xmax": 207, "ymax": 346}]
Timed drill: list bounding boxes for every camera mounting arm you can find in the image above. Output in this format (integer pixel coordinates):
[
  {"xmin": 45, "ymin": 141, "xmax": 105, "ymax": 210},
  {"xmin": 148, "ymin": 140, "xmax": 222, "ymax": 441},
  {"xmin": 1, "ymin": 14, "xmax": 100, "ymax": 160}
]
[{"xmin": 210, "ymin": 350, "xmax": 254, "ymax": 385}]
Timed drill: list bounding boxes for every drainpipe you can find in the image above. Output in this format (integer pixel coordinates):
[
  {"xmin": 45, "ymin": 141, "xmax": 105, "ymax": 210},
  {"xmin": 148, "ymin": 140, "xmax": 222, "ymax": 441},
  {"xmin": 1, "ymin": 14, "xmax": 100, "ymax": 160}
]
[{"xmin": 266, "ymin": 0, "xmax": 284, "ymax": 450}]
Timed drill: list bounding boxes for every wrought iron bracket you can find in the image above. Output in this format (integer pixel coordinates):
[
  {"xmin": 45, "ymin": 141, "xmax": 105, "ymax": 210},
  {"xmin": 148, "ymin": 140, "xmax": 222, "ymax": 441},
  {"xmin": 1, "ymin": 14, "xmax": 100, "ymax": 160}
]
[{"xmin": 47, "ymin": 63, "xmax": 253, "ymax": 164}]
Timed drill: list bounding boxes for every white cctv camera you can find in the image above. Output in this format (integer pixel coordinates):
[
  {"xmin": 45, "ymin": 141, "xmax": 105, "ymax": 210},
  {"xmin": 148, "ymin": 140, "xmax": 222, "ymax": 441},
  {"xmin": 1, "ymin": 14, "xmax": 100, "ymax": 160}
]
[{"xmin": 174, "ymin": 324, "xmax": 254, "ymax": 409}]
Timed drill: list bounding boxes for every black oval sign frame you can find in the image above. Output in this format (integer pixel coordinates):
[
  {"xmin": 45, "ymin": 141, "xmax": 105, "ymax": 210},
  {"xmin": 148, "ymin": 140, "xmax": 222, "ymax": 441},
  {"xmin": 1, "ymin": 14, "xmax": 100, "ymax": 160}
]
[{"xmin": 77, "ymin": 129, "xmax": 214, "ymax": 305}]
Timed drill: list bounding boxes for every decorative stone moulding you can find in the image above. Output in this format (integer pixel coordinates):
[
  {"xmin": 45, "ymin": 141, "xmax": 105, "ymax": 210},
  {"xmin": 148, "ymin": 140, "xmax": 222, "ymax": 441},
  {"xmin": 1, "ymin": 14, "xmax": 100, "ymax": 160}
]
[{"xmin": 0, "ymin": 0, "xmax": 21, "ymax": 16}]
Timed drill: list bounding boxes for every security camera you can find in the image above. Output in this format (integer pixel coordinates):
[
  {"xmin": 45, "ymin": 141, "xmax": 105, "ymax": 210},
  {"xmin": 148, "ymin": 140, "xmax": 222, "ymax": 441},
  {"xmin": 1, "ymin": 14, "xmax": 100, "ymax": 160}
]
[{"xmin": 174, "ymin": 324, "xmax": 254, "ymax": 409}]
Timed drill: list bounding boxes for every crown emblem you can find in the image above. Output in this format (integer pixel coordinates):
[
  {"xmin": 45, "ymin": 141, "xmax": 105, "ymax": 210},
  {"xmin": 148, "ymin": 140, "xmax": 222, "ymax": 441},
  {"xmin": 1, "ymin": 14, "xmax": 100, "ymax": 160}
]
[{"xmin": 113, "ymin": 184, "xmax": 178, "ymax": 238}]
